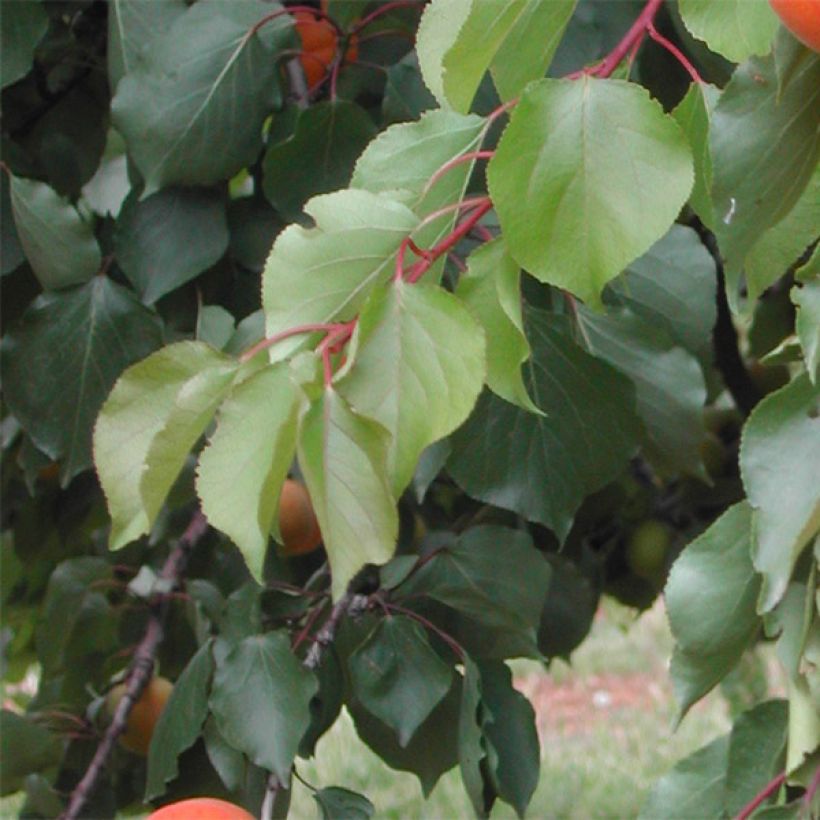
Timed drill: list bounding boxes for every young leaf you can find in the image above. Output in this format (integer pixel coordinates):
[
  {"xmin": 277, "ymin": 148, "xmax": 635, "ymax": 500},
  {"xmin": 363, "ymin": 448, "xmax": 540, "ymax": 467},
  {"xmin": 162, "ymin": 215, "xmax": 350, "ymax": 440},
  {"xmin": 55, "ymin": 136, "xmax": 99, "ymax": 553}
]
[
  {"xmin": 678, "ymin": 0, "xmax": 778, "ymax": 63},
  {"xmin": 111, "ymin": 0, "xmax": 292, "ymax": 194},
  {"xmin": 210, "ymin": 632, "xmax": 317, "ymax": 785},
  {"xmin": 1, "ymin": 1, "xmax": 49, "ymax": 89},
  {"xmin": 456, "ymin": 239, "xmax": 540, "ymax": 414},
  {"xmin": 262, "ymin": 190, "xmax": 418, "ymax": 362},
  {"xmin": 1, "ymin": 278, "xmax": 164, "ymax": 484},
  {"xmin": 576, "ymin": 306, "xmax": 708, "ymax": 477},
  {"xmin": 348, "ymin": 616, "xmax": 453, "ymax": 747},
  {"xmin": 415, "ymin": 0, "xmax": 471, "ymax": 107},
  {"xmin": 448, "ymin": 311, "xmax": 642, "ymax": 541},
  {"xmin": 145, "ymin": 640, "xmax": 215, "ymax": 800},
  {"xmin": 488, "ymin": 77, "xmax": 693, "ymax": 308},
  {"xmin": 313, "ymin": 788, "xmax": 374, "ymax": 820},
  {"xmin": 115, "ymin": 187, "xmax": 229, "ymax": 304},
  {"xmin": 298, "ymin": 389, "xmax": 398, "ymax": 600},
  {"xmin": 9, "ymin": 176, "xmax": 101, "ymax": 290},
  {"xmin": 94, "ymin": 341, "xmax": 237, "ymax": 550},
  {"xmin": 196, "ymin": 364, "xmax": 300, "ymax": 582},
  {"xmin": 338, "ymin": 279, "xmax": 486, "ymax": 495},
  {"xmin": 740, "ymin": 375, "xmax": 820, "ymax": 612},
  {"xmin": 262, "ymin": 101, "xmax": 377, "ymax": 220},
  {"xmin": 793, "ymin": 281, "xmax": 820, "ymax": 384}
]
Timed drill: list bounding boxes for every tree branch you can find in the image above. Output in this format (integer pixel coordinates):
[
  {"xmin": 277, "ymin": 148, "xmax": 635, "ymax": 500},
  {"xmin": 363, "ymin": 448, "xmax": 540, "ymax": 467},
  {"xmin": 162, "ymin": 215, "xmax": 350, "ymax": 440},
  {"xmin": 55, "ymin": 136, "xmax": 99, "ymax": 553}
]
[{"xmin": 59, "ymin": 510, "xmax": 209, "ymax": 820}]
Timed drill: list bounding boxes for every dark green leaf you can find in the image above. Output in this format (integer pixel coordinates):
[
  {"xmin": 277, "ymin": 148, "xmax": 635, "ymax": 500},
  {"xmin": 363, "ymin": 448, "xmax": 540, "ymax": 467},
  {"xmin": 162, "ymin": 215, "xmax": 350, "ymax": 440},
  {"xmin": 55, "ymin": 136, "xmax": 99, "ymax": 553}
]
[
  {"xmin": 448, "ymin": 311, "xmax": 641, "ymax": 540},
  {"xmin": 1, "ymin": 1, "xmax": 48, "ymax": 88},
  {"xmin": 115, "ymin": 187, "xmax": 229, "ymax": 304},
  {"xmin": 210, "ymin": 632, "xmax": 317, "ymax": 784},
  {"xmin": 1, "ymin": 174, "xmax": 24, "ymax": 275},
  {"xmin": 1, "ymin": 278, "xmax": 163, "ymax": 483},
  {"xmin": 146, "ymin": 641, "xmax": 215, "ymax": 800},
  {"xmin": 299, "ymin": 645, "xmax": 343, "ymax": 758},
  {"xmin": 9, "ymin": 175, "xmax": 101, "ymax": 290},
  {"xmin": 263, "ymin": 101, "xmax": 376, "ymax": 219},
  {"xmin": 794, "ymin": 280, "xmax": 820, "ymax": 385},
  {"xmin": 0, "ymin": 711, "xmax": 62, "ymax": 795},
  {"xmin": 227, "ymin": 197, "xmax": 283, "ymax": 273},
  {"xmin": 458, "ymin": 658, "xmax": 491, "ymax": 817},
  {"xmin": 313, "ymin": 787, "xmax": 375, "ymax": 820},
  {"xmin": 112, "ymin": 0, "xmax": 292, "ymax": 194},
  {"xmin": 349, "ymin": 616, "xmax": 452, "ymax": 747},
  {"xmin": 382, "ymin": 53, "xmax": 437, "ymax": 124}
]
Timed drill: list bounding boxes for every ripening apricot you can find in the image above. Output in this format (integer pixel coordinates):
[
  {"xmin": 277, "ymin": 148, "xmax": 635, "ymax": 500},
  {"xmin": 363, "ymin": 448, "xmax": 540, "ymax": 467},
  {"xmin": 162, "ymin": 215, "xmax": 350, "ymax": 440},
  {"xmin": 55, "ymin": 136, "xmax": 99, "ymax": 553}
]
[
  {"xmin": 293, "ymin": 10, "xmax": 359, "ymax": 88},
  {"xmin": 106, "ymin": 675, "xmax": 173, "ymax": 756},
  {"xmin": 769, "ymin": 0, "xmax": 820, "ymax": 51},
  {"xmin": 278, "ymin": 478, "xmax": 322, "ymax": 556},
  {"xmin": 147, "ymin": 797, "xmax": 255, "ymax": 820}
]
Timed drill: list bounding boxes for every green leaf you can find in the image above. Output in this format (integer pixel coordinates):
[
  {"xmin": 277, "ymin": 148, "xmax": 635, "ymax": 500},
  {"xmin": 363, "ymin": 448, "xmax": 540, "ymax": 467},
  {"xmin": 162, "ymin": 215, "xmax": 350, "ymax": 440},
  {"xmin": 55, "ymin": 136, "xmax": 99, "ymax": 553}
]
[
  {"xmin": 740, "ymin": 374, "xmax": 820, "ymax": 612},
  {"xmin": 298, "ymin": 389, "xmax": 398, "ymax": 600},
  {"xmin": 338, "ymin": 280, "xmax": 485, "ymax": 494},
  {"xmin": 348, "ymin": 675, "xmax": 461, "ymax": 796},
  {"xmin": 382, "ymin": 53, "xmax": 437, "ymax": 125},
  {"xmin": 111, "ymin": 0, "xmax": 292, "ymax": 194},
  {"xmin": 745, "ymin": 168, "xmax": 820, "ymax": 302},
  {"xmin": 115, "ymin": 187, "xmax": 229, "ymax": 305},
  {"xmin": 456, "ymin": 239, "xmax": 540, "ymax": 414},
  {"xmin": 672, "ymin": 82, "xmax": 720, "ymax": 228},
  {"xmin": 349, "ymin": 616, "xmax": 453, "ymax": 747},
  {"xmin": 576, "ymin": 306, "xmax": 708, "ymax": 477},
  {"xmin": 417, "ymin": 0, "xmax": 575, "ymax": 112},
  {"xmin": 146, "ymin": 641, "xmax": 215, "ymax": 800},
  {"xmin": 794, "ymin": 281, "xmax": 820, "ymax": 384},
  {"xmin": 0, "ymin": 711, "xmax": 62, "ymax": 796},
  {"xmin": 725, "ymin": 700, "xmax": 788, "ymax": 817},
  {"xmin": 1, "ymin": 1, "xmax": 48, "ymax": 89},
  {"xmin": 210, "ymin": 632, "xmax": 317, "ymax": 785},
  {"xmin": 107, "ymin": 0, "xmax": 187, "ymax": 90},
  {"xmin": 638, "ymin": 734, "xmax": 729, "ymax": 820},
  {"xmin": 9, "ymin": 175, "xmax": 101, "ymax": 290},
  {"xmin": 448, "ymin": 311, "xmax": 641, "ymax": 540},
  {"xmin": 666, "ymin": 503, "xmax": 761, "ymax": 715},
  {"xmin": 313, "ymin": 787, "xmax": 374, "ymax": 820},
  {"xmin": 479, "ymin": 661, "xmax": 539, "ymax": 818},
  {"xmin": 678, "ymin": 0, "xmax": 778, "ymax": 63},
  {"xmin": 94, "ymin": 341, "xmax": 237, "ymax": 550},
  {"xmin": 711, "ymin": 44, "xmax": 820, "ymax": 282},
  {"xmin": 766, "ymin": 576, "xmax": 816, "ymax": 680},
  {"xmin": 397, "ymin": 526, "xmax": 551, "ymax": 634},
  {"xmin": 262, "ymin": 190, "xmax": 418, "ymax": 362},
  {"xmin": 458, "ymin": 658, "xmax": 489, "ymax": 817},
  {"xmin": 488, "ymin": 77, "xmax": 693, "ymax": 308},
  {"xmin": 1, "ymin": 175, "xmax": 24, "ymax": 276},
  {"xmin": 1, "ymin": 278, "xmax": 164, "ymax": 484},
  {"xmin": 196, "ymin": 364, "xmax": 300, "ymax": 582},
  {"xmin": 609, "ymin": 225, "xmax": 717, "ymax": 363},
  {"xmin": 227, "ymin": 197, "xmax": 283, "ymax": 273},
  {"xmin": 262, "ymin": 101, "xmax": 377, "ymax": 220}
]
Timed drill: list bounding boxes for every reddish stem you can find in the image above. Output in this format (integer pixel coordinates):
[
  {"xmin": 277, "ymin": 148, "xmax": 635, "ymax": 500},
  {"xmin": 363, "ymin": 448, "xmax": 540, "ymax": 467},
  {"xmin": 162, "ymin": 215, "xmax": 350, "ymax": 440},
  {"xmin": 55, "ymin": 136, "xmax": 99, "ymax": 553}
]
[
  {"xmin": 350, "ymin": 0, "xmax": 424, "ymax": 35},
  {"xmin": 249, "ymin": 5, "xmax": 341, "ymax": 38},
  {"xmin": 384, "ymin": 601, "xmax": 465, "ymax": 660},
  {"xmin": 592, "ymin": 0, "xmax": 663, "ymax": 78},
  {"xmin": 646, "ymin": 22, "xmax": 703, "ymax": 84},
  {"xmin": 423, "ymin": 150, "xmax": 495, "ymax": 195},
  {"xmin": 734, "ymin": 772, "xmax": 786, "ymax": 820},
  {"xmin": 292, "ymin": 598, "xmax": 330, "ymax": 652},
  {"xmin": 239, "ymin": 322, "xmax": 343, "ymax": 363},
  {"xmin": 804, "ymin": 766, "xmax": 820, "ymax": 812}
]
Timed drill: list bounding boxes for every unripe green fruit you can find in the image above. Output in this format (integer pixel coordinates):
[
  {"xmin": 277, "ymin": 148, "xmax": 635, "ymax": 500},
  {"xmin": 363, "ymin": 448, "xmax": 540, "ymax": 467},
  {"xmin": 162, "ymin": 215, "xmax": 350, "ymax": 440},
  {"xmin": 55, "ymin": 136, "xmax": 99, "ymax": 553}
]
[{"xmin": 626, "ymin": 519, "xmax": 672, "ymax": 581}]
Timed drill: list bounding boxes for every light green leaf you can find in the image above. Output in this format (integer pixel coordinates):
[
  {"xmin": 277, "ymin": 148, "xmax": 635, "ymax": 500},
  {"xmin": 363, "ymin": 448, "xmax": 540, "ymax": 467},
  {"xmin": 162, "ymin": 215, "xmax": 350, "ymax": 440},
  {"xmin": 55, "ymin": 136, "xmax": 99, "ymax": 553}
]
[
  {"xmin": 107, "ymin": 0, "xmax": 187, "ymax": 90},
  {"xmin": 448, "ymin": 311, "xmax": 642, "ymax": 541},
  {"xmin": 112, "ymin": 0, "xmax": 292, "ymax": 194},
  {"xmin": 711, "ymin": 44, "xmax": 820, "ymax": 283},
  {"xmin": 577, "ymin": 306, "xmax": 708, "ymax": 477},
  {"xmin": 794, "ymin": 280, "xmax": 820, "ymax": 383},
  {"xmin": 349, "ymin": 616, "xmax": 453, "ymax": 747},
  {"xmin": 1, "ymin": 1, "xmax": 48, "ymax": 88},
  {"xmin": 210, "ymin": 632, "xmax": 317, "ymax": 784},
  {"xmin": 415, "ymin": 0, "xmax": 472, "ymax": 106},
  {"xmin": 746, "ymin": 167, "xmax": 820, "ymax": 302},
  {"xmin": 338, "ymin": 280, "xmax": 485, "ymax": 494},
  {"xmin": 262, "ymin": 190, "xmax": 418, "ymax": 362},
  {"xmin": 298, "ymin": 389, "xmax": 398, "ymax": 600},
  {"xmin": 95, "ymin": 341, "xmax": 237, "ymax": 550},
  {"xmin": 672, "ymin": 82, "xmax": 720, "ymax": 228},
  {"xmin": 196, "ymin": 364, "xmax": 300, "ymax": 581},
  {"xmin": 488, "ymin": 78, "xmax": 693, "ymax": 307},
  {"xmin": 9, "ymin": 176, "xmax": 101, "ymax": 290},
  {"xmin": 678, "ymin": 0, "xmax": 778, "ymax": 63},
  {"xmin": 740, "ymin": 375, "xmax": 820, "ymax": 612},
  {"xmin": 456, "ymin": 239, "xmax": 540, "ymax": 414}
]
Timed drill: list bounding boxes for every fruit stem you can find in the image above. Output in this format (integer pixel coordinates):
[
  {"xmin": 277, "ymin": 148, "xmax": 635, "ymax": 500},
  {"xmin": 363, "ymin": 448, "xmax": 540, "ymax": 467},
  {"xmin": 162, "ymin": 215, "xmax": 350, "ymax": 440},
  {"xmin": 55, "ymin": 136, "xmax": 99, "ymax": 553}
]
[{"xmin": 646, "ymin": 22, "xmax": 703, "ymax": 84}]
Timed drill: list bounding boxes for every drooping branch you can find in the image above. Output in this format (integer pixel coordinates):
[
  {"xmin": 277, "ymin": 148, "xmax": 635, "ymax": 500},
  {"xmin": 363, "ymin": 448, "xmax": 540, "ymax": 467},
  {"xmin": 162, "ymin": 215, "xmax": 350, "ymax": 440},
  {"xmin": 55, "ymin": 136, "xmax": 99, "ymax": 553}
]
[{"xmin": 60, "ymin": 510, "xmax": 209, "ymax": 820}]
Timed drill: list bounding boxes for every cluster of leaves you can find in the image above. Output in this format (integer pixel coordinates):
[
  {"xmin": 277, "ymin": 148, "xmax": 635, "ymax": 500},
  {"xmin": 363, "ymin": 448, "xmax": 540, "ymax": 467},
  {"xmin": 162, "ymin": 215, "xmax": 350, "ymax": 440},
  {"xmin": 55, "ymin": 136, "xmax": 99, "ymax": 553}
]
[{"xmin": 1, "ymin": 0, "xmax": 818, "ymax": 818}]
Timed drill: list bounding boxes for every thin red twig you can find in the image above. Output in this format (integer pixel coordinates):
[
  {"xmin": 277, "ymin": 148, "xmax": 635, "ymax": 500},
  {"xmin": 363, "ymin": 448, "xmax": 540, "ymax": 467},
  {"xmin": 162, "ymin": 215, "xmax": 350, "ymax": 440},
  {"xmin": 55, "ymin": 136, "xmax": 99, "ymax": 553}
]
[
  {"xmin": 350, "ymin": 0, "xmax": 424, "ymax": 35},
  {"xmin": 646, "ymin": 22, "xmax": 703, "ymax": 84},
  {"xmin": 239, "ymin": 322, "xmax": 344, "ymax": 363},
  {"xmin": 734, "ymin": 772, "xmax": 786, "ymax": 820},
  {"xmin": 592, "ymin": 0, "xmax": 663, "ymax": 78},
  {"xmin": 422, "ymin": 150, "xmax": 495, "ymax": 195}
]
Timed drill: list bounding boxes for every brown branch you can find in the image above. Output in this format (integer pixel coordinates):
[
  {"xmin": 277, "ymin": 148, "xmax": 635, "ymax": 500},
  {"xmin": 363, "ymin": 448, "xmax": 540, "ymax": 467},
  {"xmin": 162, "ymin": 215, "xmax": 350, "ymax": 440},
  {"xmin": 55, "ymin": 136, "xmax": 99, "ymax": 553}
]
[
  {"xmin": 303, "ymin": 593, "xmax": 354, "ymax": 671},
  {"xmin": 59, "ymin": 510, "xmax": 209, "ymax": 820}
]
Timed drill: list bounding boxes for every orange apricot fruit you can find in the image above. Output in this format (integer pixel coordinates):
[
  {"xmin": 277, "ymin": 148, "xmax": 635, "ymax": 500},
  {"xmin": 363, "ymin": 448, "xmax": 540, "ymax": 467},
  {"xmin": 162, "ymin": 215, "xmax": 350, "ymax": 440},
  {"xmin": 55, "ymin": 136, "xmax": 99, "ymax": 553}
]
[
  {"xmin": 147, "ymin": 797, "xmax": 255, "ymax": 820},
  {"xmin": 293, "ymin": 10, "xmax": 359, "ymax": 88},
  {"xmin": 769, "ymin": 0, "xmax": 820, "ymax": 51},
  {"xmin": 106, "ymin": 675, "xmax": 173, "ymax": 756},
  {"xmin": 278, "ymin": 478, "xmax": 322, "ymax": 556}
]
